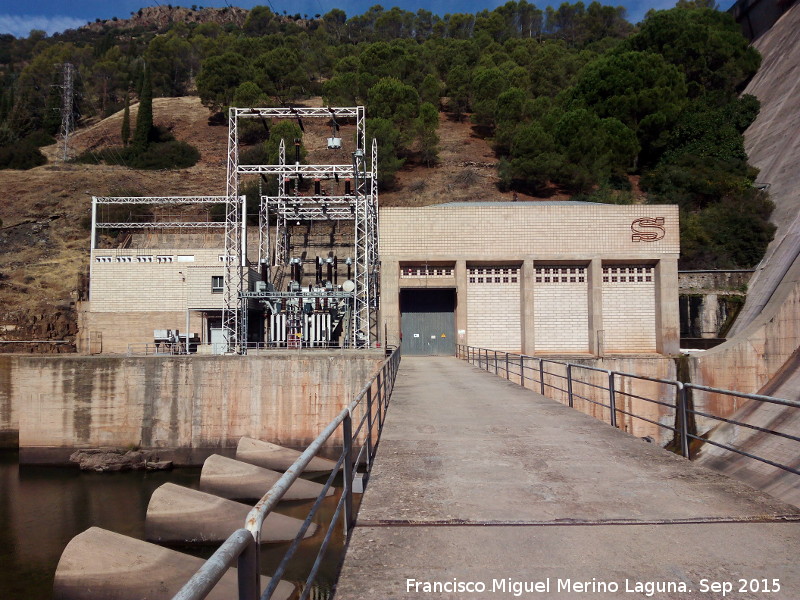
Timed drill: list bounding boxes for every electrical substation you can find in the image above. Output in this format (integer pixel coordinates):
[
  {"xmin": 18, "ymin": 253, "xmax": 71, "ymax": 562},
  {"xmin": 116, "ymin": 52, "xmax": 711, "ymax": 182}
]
[{"xmin": 87, "ymin": 105, "xmax": 378, "ymax": 354}]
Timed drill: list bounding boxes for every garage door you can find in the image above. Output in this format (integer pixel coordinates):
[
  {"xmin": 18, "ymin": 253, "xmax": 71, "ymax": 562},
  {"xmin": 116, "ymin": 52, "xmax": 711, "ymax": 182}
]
[{"xmin": 400, "ymin": 288, "xmax": 456, "ymax": 355}]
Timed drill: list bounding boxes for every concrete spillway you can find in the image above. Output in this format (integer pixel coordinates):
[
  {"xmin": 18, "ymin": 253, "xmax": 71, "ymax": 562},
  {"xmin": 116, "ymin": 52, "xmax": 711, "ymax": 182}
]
[
  {"xmin": 146, "ymin": 483, "xmax": 317, "ymax": 544},
  {"xmin": 236, "ymin": 436, "xmax": 340, "ymax": 473},
  {"xmin": 53, "ymin": 527, "xmax": 295, "ymax": 600},
  {"xmin": 199, "ymin": 454, "xmax": 334, "ymax": 501}
]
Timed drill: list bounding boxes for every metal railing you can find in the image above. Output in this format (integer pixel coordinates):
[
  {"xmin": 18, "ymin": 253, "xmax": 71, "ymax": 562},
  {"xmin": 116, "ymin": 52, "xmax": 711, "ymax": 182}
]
[
  {"xmin": 457, "ymin": 345, "xmax": 800, "ymax": 478},
  {"xmin": 173, "ymin": 345, "xmax": 401, "ymax": 600},
  {"xmin": 126, "ymin": 342, "xmax": 188, "ymax": 356}
]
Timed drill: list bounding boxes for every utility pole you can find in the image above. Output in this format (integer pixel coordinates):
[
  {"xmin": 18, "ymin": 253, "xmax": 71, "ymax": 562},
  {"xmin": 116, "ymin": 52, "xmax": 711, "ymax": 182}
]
[{"xmin": 59, "ymin": 63, "xmax": 74, "ymax": 162}]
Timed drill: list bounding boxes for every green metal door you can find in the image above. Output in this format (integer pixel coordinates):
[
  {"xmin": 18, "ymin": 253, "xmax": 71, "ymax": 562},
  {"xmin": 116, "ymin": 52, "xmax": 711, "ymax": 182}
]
[{"xmin": 400, "ymin": 289, "xmax": 456, "ymax": 356}]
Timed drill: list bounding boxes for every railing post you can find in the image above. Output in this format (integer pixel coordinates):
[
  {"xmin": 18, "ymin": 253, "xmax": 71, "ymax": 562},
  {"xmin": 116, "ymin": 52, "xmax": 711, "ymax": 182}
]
[
  {"xmin": 366, "ymin": 386, "xmax": 374, "ymax": 468},
  {"xmin": 377, "ymin": 372, "xmax": 383, "ymax": 428},
  {"xmin": 567, "ymin": 364, "xmax": 574, "ymax": 408},
  {"xmin": 519, "ymin": 355, "xmax": 525, "ymax": 386},
  {"xmin": 608, "ymin": 371, "xmax": 617, "ymax": 428},
  {"xmin": 494, "ymin": 351, "xmax": 498, "ymax": 375},
  {"xmin": 539, "ymin": 359, "xmax": 545, "ymax": 395},
  {"xmin": 678, "ymin": 383, "xmax": 690, "ymax": 458},
  {"xmin": 237, "ymin": 534, "xmax": 259, "ymax": 600},
  {"xmin": 342, "ymin": 412, "xmax": 355, "ymax": 535}
]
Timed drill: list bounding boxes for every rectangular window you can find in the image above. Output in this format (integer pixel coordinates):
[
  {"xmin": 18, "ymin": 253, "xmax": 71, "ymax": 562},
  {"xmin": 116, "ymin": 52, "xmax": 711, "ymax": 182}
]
[{"xmin": 211, "ymin": 276, "xmax": 223, "ymax": 293}]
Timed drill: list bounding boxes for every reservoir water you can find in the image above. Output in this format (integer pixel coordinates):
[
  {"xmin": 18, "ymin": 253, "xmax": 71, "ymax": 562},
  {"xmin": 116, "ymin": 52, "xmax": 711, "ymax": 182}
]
[{"xmin": 0, "ymin": 450, "xmax": 347, "ymax": 599}]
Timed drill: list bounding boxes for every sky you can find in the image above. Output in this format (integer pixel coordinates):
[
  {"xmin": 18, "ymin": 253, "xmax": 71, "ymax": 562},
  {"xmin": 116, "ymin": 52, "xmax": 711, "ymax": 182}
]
[{"xmin": 0, "ymin": 0, "xmax": 738, "ymax": 39}]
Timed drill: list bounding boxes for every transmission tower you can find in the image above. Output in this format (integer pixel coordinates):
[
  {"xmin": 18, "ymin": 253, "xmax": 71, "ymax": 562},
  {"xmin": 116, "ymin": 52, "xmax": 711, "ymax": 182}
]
[{"xmin": 59, "ymin": 63, "xmax": 75, "ymax": 162}]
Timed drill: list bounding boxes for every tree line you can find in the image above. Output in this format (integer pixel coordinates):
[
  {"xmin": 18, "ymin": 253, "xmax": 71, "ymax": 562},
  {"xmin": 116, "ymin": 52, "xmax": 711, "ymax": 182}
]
[{"xmin": 0, "ymin": 1, "xmax": 773, "ymax": 268}]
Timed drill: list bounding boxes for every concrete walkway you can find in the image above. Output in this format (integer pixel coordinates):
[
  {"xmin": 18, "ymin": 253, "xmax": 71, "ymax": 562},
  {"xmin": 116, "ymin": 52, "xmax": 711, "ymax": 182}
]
[{"xmin": 335, "ymin": 357, "xmax": 800, "ymax": 599}]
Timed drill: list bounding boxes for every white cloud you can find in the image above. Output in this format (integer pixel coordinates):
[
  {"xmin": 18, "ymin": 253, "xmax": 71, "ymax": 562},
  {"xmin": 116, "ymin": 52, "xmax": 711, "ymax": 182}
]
[{"xmin": 0, "ymin": 14, "xmax": 88, "ymax": 38}]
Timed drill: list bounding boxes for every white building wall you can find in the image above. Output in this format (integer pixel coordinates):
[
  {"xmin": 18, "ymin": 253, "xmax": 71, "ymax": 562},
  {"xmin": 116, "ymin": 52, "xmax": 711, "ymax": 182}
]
[
  {"xmin": 533, "ymin": 266, "xmax": 589, "ymax": 353},
  {"xmin": 466, "ymin": 267, "xmax": 521, "ymax": 352},
  {"xmin": 90, "ymin": 248, "xmax": 228, "ymax": 312},
  {"xmin": 601, "ymin": 265, "xmax": 656, "ymax": 353}
]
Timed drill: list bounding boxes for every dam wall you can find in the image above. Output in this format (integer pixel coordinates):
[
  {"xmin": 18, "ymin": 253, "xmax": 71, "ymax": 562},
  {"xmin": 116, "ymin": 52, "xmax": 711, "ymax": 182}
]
[{"xmin": 0, "ymin": 351, "xmax": 384, "ymax": 464}]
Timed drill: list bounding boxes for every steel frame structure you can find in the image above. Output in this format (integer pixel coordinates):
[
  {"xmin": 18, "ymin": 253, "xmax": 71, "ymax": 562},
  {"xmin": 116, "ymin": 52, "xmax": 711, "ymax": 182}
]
[
  {"xmin": 91, "ymin": 196, "xmax": 231, "ymax": 250},
  {"xmin": 227, "ymin": 105, "xmax": 378, "ymax": 351}
]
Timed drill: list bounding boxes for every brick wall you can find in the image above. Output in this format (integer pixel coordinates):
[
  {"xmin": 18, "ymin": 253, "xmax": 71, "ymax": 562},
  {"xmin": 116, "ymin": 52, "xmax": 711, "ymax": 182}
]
[
  {"xmin": 534, "ymin": 266, "xmax": 589, "ymax": 353},
  {"xmin": 467, "ymin": 266, "xmax": 521, "ymax": 352},
  {"xmin": 602, "ymin": 266, "xmax": 656, "ymax": 353},
  {"xmin": 380, "ymin": 204, "xmax": 679, "ymax": 258},
  {"xmin": 90, "ymin": 248, "xmax": 229, "ymax": 312}
]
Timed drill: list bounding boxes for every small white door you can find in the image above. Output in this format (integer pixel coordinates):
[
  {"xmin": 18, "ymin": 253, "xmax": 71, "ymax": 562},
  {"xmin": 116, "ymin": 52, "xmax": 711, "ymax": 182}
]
[{"xmin": 210, "ymin": 327, "xmax": 225, "ymax": 355}]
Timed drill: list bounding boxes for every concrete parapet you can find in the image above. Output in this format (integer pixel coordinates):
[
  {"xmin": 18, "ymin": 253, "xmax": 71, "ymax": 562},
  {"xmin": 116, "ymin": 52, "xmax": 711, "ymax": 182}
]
[
  {"xmin": 145, "ymin": 483, "xmax": 316, "ymax": 544},
  {"xmin": 518, "ymin": 355, "xmax": 678, "ymax": 445},
  {"xmin": 2, "ymin": 351, "xmax": 383, "ymax": 463},
  {"xmin": 53, "ymin": 527, "xmax": 294, "ymax": 600}
]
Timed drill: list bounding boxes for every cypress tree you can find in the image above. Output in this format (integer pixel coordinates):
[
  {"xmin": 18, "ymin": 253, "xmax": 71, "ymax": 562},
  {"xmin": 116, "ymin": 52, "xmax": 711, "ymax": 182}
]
[
  {"xmin": 121, "ymin": 91, "xmax": 131, "ymax": 146},
  {"xmin": 133, "ymin": 64, "xmax": 153, "ymax": 150}
]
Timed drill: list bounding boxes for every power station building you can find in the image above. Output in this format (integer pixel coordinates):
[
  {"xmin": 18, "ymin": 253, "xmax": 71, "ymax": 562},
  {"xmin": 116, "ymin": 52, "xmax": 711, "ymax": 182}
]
[{"xmin": 380, "ymin": 202, "xmax": 679, "ymax": 356}]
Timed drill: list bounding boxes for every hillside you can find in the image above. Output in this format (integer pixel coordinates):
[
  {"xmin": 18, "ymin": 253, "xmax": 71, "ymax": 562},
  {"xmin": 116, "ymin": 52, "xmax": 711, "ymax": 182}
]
[
  {"xmin": 0, "ymin": 96, "xmax": 524, "ymax": 351},
  {"xmin": 0, "ymin": 97, "xmax": 227, "ymax": 351},
  {"xmin": 79, "ymin": 6, "xmax": 249, "ymax": 34}
]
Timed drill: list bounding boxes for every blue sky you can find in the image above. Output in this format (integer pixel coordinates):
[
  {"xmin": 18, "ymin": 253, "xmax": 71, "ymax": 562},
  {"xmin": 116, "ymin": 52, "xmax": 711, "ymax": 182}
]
[{"xmin": 0, "ymin": 0, "xmax": 737, "ymax": 39}]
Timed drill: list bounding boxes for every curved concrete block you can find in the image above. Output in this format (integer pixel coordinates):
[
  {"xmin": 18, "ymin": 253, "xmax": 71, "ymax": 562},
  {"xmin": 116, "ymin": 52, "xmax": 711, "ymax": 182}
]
[
  {"xmin": 53, "ymin": 527, "xmax": 294, "ymax": 600},
  {"xmin": 146, "ymin": 483, "xmax": 317, "ymax": 544},
  {"xmin": 236, "ymin": 436, "xmax": 340, "ymax": 473},
  {"xmin": 199, "ymin": 454, "xmax": 334, "ymax": 502}
]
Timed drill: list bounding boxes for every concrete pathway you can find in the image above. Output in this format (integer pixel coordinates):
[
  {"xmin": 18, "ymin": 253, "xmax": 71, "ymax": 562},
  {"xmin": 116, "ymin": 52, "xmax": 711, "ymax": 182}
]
[{"xmin": 335, "ymin": 357, "xmax": 800, "ymax": 599}]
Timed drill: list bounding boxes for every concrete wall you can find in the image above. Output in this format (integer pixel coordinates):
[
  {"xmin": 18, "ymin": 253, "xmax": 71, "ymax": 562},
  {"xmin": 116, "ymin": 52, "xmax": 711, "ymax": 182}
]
[
  {"xmin": 0, "ymin": 357, "xmax": 17, "ymax": 447},
  {"xmin": 1, "ymin": 352, "xmax": 384, "ymax": 464},
  {"xmin": 496, "ymin": 354, "xmax": 678, "ymax": 445},
  {"xmin": 78, "ymin": 307, "xmax": 207, "ymax": 354},
  {"xmin": 688, "ymin": 264, "xmax": 800, "ymax": 431},
  {"xmin": 679, "ymin": 270, "xmax": 753, "ymax": 292}
]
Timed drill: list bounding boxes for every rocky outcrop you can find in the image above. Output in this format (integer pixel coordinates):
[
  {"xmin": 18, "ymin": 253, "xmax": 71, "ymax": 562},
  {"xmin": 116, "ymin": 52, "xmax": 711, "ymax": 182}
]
[
  {"xmin": 80, "ymin": 6, "xmax": 249, "ymax": 33},
  {"xmin": 69, "ymin": 448, "xmax": 173, "ymax": 472}
]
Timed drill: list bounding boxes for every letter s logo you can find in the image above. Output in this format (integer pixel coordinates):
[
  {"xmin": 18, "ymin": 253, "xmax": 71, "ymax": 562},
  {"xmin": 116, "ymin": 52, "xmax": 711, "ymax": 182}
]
[{"xmin": 631, "ymin": 217, "xmax": 665, "ymax": 242}]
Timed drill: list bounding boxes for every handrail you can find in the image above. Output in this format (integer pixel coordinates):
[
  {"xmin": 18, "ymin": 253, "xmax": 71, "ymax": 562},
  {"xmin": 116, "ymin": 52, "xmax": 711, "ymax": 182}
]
[
  {"xmin": 172, "ymin": 345, "xmax": 401, "ymax": 600},
  {"xmin": 457, "ymin": 344, "xmax": 799, "ymax": 478}
]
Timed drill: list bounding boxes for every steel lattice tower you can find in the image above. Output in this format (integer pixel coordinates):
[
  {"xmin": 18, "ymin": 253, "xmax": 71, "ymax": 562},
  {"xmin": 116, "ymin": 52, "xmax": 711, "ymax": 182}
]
[
  {"xmin": 59, "ymin": 63, "xmax": 74, "ymax": 162},
  {"xmin": 224, "ymin": 106, "xmax": 378, "ymax": 352}
]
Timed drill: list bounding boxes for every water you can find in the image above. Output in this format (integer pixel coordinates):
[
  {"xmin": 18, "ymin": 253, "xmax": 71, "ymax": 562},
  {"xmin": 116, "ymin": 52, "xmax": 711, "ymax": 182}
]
[{"xmin": 0, "ymin": 450, "xmax": 348, "ymax": 599}]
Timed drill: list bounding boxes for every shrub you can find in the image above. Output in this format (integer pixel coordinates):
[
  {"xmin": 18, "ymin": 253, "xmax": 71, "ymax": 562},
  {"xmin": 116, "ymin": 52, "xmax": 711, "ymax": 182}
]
[
  {"xmin": 23, "ymin": 130, "xmax": 56, "ymax": 148},
  {"xmin": 0, "ymin": 143, "xmax": 47, "ymax": 170},
  {"xmin": 129, "ymin": 141, "xmax": 199, "ymax": 169}
]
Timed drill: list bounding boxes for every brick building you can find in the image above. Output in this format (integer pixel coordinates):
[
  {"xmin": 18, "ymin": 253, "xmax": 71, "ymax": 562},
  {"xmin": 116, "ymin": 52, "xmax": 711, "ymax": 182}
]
[{"xmin": 379, "ymin": 201, "xmax": 680, "ymax": 356}]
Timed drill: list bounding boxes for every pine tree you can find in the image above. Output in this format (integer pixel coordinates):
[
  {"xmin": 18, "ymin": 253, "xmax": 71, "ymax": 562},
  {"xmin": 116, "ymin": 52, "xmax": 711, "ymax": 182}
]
[
  {"xmin": 121, "ymin": 91, "xmax": 131, "ymax": 147},
  {"xmin": 133, "ymin": 64, "xmax": 154, "ymax": 150}
]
